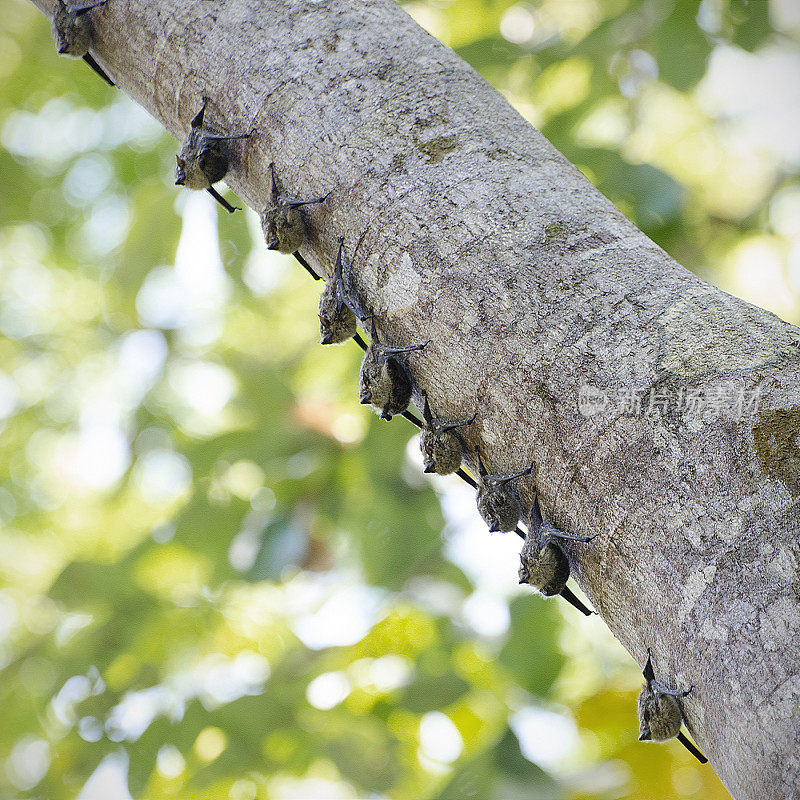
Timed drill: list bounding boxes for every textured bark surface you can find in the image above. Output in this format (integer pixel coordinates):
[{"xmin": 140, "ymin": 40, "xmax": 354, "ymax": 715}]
[{"xmin": 30, "ymin": 0, "xmax": 800, "ymax": 797}]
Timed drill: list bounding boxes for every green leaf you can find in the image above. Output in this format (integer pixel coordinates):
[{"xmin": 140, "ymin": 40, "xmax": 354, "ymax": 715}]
[
  {"xmin": 498, "ymin": 595, "xmax": 564, "ymax": 697},
  {"xmin": 651, "ymin": 0, "xmax": 711, "ymax": 91}
]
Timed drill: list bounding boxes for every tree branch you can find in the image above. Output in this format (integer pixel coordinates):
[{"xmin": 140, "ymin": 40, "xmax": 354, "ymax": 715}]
[{"xmin": 28, "ymin": 0, "xmax": 800, "ymax": 796}]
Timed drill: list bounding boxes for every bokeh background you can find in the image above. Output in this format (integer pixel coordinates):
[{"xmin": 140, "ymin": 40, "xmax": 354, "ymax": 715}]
[{"xmin": 1, "ymin": 0, "xmax": 799, "ymax": 798}]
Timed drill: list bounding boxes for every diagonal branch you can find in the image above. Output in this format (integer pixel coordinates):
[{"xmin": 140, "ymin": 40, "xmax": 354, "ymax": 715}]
[{"xmin": 28, "ymin": 0, "xmax": 800, "ymax": 797}]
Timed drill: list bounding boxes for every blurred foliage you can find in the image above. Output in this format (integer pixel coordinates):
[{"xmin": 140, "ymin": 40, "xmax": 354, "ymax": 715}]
[{"xmin": 1, "ymin": 0, "xmax": 798, "ymax": 798}]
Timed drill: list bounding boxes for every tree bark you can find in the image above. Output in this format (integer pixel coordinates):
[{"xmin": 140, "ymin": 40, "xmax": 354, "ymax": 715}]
[{"xmin": 29, "ymin": 0, "xmax": 800, "ymax": 797}]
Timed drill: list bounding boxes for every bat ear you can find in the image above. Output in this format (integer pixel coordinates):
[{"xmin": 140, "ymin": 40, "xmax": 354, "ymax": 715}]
[
  {"xmin": 642, "ymin": 648, "xmax": 655, "ymax": 681},
  {"xmin": 269, "ymin": 162, "xmax": 278, "ymax": 197},
  {"xmin": 191, "ymin": 98, "xmax": 207, "ymax": 129},
  {"xmin": 334, "ymin": 238, "xmax": 344, "ymax": 279},
  {"xmin": 353, "ymin": 230, "xmax": 367, "ymax": 261},
  {"xmin": 421, "ymin": 391, "xmax": 432, "ymax": 424},
  {"xmin": 529, "ymin": 496, "xmax": 542, "ymax": 528}
]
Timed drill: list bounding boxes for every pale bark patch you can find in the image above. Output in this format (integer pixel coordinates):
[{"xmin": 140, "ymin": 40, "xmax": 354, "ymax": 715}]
[{"xmin": 657, "ymin": 286, "xmax": 800, "ymax": 377}]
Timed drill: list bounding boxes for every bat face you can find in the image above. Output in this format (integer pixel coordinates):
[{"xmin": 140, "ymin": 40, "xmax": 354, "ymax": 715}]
[
  {"xmin": 419, "ymin": 394, "xmax": 472, "ymax": 474},
  {"xmin": 52, "ymin": 1, "xmax": 92, "ymax": 57},
  {"xmin": 518, "ymin": 540, "xmax": 569, "ymax": 596},
  {"xmin": 359, "ymin": 352, "xmax": 412, "ymax": 421},
  {"xmin": 477, "ymin": 483, "xmax": 520, "ymax": 532},
  {"xmin": 262, "ymin": 163, "xmax": 330, "ymax": 254},
  {"xmin": 637, "ymin": 688, "xmax": 682, "ymax": 742},
  {"xmin": 175, "ymin": 100, "xmax": 252, "ymax": 203},
  {"xmin": 175, "ymin": 129, "xmax": 230, "ymax": 190},
  {"xmin": 262, "ymin": 205, "xmax": 304, "ymax": 254},
  {"xmin": 420, "ymin": 427, "xmax": 462, "ymax": 475},
  {"xmin": 318, "ymin": 279, "xmax": 356, "ymax": 345},
  {"xmin": 359, "ymin": 351, "xmax": 390, "ymax": 410}
]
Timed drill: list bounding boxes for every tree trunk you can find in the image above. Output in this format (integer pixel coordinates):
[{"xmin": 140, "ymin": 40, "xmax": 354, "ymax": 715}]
[{"xmin": 29, "ymin": 0, "xmax": 800, "ymax": 797}]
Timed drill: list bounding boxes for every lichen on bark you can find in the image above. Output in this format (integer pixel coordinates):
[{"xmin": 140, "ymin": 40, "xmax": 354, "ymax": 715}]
[{"xmin": 753, "ymin": 407, "xmax": 800, "ymax": 496}]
